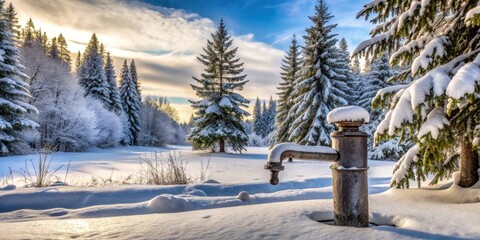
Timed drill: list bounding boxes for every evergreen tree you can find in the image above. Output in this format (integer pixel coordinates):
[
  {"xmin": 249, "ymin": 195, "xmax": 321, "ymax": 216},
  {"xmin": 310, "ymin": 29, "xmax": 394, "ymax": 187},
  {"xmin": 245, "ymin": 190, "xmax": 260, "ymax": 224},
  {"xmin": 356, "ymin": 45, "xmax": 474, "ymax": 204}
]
[
  {"xmin": 57, "ymin": 33, "xmax": 71, "ymax": 65},
  {"xmin": 349, "ymin": 55, "xmax": 363, "ymax": 103},
  {"xmin": 105, "ymin": 52, "xmax": 122, "ymax": 113},
  {"xmin": 188, "ymin": 20, "xmax": 250, "ymax": 153},
  {"xmin": 252, "ymin": 97, "xmax": 262, "ymax": 136},
  {"xmin": 338, "ymin": 38, "xmax": 355, "ymax": 104},
  {"xmin": 22, "ymin": 18, "xmax": 35, "ymax": 47},
  {"xmin": 99, "ymin": 43, "xmax": 106, "ymax": 65},
  {"xmin": 259, "ymin": 100, "xmax": 268, "ymax": 137},
  {"xmin": 5, "ymin": 3, "xmax": 19, "ymax": 42},
  {"xmin": 74, "ymin": 51, "xmax": 81, "ymax": 73},
  {"xmin": 348, "ymin": 55, "xmax": 363, "ymax": 104},
  {"xmin": 130, "ymin": 60, "xmax": 141, "ymax": 102},
  {"xmin": 119, "ymin": 60, "xmax": 141, "ymax": 145},
  {"xmin": 49, "ymin": 37, "xmax": 59, "ymax": 60},
  {"xmin": 78, "ymin": 33, "xmax": 111, "ymax": 107},
  {"xmin": 276, "ymin": 35, "xmax": 302, "ymax": 144},
  {"xmin": 40, "ymin": 31, "xmax": 48, "ymax": 50},
  {"xmin": 266, "ymin": 96, "xmax": 277, "ymax": 137},
  {"xmin": 288, "ymin": 0, "xmax": 348, "ymax": 146},
  {"xmin": 356, "ymin": 0, "xmax": 480, "ymax": 188},
  {"xmin": 0, "ymin": 1, "xmax": 38, "ymax": 154},
  {"xmin": 351, "ymin": 55, "xmax": 361, "ymax": 74},
  {"xmin": 357, "ymin": 54, "xmax": 391, "ymax": 112},
  {"xmin": 357, "ymin": 54, "xmax": 407, "ymax": 160}
]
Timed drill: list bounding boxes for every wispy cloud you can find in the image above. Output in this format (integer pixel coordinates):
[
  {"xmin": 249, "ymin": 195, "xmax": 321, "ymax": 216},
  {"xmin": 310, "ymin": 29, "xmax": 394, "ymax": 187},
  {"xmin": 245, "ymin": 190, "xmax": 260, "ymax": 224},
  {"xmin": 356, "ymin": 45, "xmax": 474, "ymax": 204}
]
[
  {"xmin": 13, "ymin": 0, "xmax": 284, "ymax": 122},
  {"xmin": 264, "ymin": 0, "xmax": 316, "ymax": 17},
  {"xmin": 267, "ymin": 27, "xmax": 305, "ymax": 46}
]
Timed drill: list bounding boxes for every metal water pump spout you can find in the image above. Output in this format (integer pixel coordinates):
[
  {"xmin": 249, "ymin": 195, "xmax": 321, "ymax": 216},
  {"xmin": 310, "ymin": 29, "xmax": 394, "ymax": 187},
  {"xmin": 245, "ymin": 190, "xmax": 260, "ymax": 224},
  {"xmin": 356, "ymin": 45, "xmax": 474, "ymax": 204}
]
[
  {"xmin": 264, "ymin": 143, "xmax": 338, "ymax": 185},
  {"xmin": 264, "ymin": 106, "xmax": 370, "ymax": 228}
]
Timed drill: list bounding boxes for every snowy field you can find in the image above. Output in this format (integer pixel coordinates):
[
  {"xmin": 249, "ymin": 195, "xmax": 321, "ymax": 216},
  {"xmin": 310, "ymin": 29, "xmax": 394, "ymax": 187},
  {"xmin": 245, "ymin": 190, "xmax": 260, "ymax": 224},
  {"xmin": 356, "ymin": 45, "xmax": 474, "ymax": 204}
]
[{"xmin": 0, "ymin": 146, "xmax": 479, "ymax": 239}]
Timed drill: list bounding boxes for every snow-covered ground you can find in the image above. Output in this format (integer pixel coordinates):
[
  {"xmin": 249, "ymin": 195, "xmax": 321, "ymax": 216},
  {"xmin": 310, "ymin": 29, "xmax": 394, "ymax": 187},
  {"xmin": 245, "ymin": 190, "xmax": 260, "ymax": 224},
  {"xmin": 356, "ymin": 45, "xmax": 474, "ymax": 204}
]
[{"xmin": 0, "ymin": 146, "xmax": 479, "ymax": 239}]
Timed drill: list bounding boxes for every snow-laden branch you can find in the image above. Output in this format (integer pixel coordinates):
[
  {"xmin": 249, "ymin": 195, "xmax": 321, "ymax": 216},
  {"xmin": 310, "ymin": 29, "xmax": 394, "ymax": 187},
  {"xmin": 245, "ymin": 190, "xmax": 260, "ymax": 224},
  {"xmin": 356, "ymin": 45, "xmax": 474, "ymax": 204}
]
[
  {"xmin": 411, "ymin": 36, "xmax": 448, "ymax": 75},
  {"xmin": 417, "ymin": 108, "xmax": 450, "ymax": 140},
  {"xmin": 465, "ymin": 5, "xmax": 480, "ymax": 24},
  {"xmin": 446, "ymin": 53, "xmax": 480, "ymax": 99},
  {"xmin": 390, "ymin": 144, "xmax": 420, "ymax": 186}
]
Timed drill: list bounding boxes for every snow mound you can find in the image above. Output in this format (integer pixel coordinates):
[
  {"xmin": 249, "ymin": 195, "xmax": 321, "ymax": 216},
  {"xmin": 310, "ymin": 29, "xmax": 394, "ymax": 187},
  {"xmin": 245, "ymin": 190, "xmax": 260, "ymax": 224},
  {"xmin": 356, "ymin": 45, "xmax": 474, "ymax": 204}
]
[
  {"xmin": 184, "ymin": 188, "xmax": 207, "ymax": 196},
  {"xmin": 203, "ymin": 179, "xmax": 220, "ymax": 184},
  {"xmin": 148, "ymin": 194, "xmax": 189, "ymax": 213},
  {"xmin": 370, "ymin": 212, "xmax": 399, "ymax": 226},
  {"xmin": 327, "ymin": 106, "xmax": 370, "ymax": 124},
  {"xmin": 237, "ymin": 191, "xmax": 251, "ymax": 201}
]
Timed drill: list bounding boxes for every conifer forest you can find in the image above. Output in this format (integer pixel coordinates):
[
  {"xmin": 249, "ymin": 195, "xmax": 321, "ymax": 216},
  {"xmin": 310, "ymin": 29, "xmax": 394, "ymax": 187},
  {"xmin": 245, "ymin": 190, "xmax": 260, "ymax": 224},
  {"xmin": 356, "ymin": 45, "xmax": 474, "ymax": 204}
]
[{"xmin": 0, "ymin": 0, "xmax": 479, "ymax": 239}]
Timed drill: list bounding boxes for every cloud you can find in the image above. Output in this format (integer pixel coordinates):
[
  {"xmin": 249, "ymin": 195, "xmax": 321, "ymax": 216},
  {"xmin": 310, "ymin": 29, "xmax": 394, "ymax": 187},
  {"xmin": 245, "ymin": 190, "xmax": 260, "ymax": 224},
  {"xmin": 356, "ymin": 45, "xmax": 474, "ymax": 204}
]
[{"xmin": 13, "ymin": 0, "xmax": 284, "ymax": 122}]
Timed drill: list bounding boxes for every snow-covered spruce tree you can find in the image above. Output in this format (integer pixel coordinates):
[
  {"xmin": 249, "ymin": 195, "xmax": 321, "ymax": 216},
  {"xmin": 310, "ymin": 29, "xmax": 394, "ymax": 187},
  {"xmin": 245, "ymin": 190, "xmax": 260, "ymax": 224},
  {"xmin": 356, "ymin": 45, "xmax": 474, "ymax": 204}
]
[
  {"xmin": 276, "ymin": 35, "xmax": 302, "ymax": 144},
  {"xmin": 258, "ymin": 97, "xmax": 277, "ymax": 140},
  {"xmin": 355, "ymin": 0, "xmax": 480, "ymax": 188},
  {"xmin": 119, "ymin": 60, "xmax": 141, "ymax": 145},
  {"xmin": 288, "ymin": 0, "xmax": 348, "ymax": 146},
  {"xmin": 105, "ymin": 52, "xmax": 122, "ymax": 113},
  {"xmin": 357, "ymin": 54, "xmax": 391, "ymax": 114},
  {"xmin": 130, "ymin": 60, "xmax": 141, "ymax": 102},
  {"xmin": 5, "ymin": 3, "xmax": 20, "ymax": 42},
  {"xmin": 266, "ymin": 97, "xmax": 276, "ymax": 134},
  {"xmin": 265, "ymin": 96, "xmax": 277, "ymax": 145},
  {"xmin": 351, "ymin": 55, "xmax": 361, "ymax": 75},
  {"xmin": 337, "ymin": 38, "xmax": 356, "ymax": 105},
  {"xmin": 259, "ymin": 101, "xmax": 268, "ymax": 138},
  {"xmin": 252, "ymin": 97, "xmax": 262, "ymax": 136},
  {"xmin": 349, "ymin": 55, "xmax": 363, "ymax": 104},
  {"xmin": 0, "ymin": 1, "xmax": 38, "ymax": 154},
  {"xmin": 78, "ymin": 33, "xmax": 111, "ymax": 108},
  {"xmin": 358, "ymin": 54, "xmax": 407, "ymax": 160},
  {"xmin": 188, "ymin": 20, "xmax": 250, "ymax": 153}
]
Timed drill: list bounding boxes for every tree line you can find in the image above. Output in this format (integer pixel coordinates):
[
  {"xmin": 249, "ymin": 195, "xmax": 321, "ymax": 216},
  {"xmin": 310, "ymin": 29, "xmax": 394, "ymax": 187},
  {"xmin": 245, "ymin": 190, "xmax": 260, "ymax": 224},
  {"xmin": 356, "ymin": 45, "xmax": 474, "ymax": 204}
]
[
  {"xmin": 0, "ymin": 1, "xmax": 187, "ymax": 155},
  {"xmin": 187, "ymin": 0, "xmax": 480, "ymax": 188}
]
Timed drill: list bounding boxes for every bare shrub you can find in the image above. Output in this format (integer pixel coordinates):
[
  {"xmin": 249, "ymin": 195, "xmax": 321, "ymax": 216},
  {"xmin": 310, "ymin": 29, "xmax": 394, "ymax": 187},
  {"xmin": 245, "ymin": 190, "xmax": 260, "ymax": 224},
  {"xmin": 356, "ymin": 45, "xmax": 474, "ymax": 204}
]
[
  {"xmin": 198, "ymin": 158, "xmax": 211, "ymax": 183},
  {"xmin": 139, "ymin": 151, "xmax": 193, "ymax": 185},
  {"xmin": 21, "ymin": 148, "xmax": 65, "ymax": 187}
]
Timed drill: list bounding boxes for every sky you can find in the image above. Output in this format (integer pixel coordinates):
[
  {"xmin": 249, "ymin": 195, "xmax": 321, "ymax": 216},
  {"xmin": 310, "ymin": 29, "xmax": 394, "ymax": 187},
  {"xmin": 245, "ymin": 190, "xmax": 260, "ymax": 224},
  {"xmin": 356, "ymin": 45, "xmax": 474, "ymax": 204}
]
[{"xmin": 12, "ymin": 0, "xmax": 373, "ymax": 122}]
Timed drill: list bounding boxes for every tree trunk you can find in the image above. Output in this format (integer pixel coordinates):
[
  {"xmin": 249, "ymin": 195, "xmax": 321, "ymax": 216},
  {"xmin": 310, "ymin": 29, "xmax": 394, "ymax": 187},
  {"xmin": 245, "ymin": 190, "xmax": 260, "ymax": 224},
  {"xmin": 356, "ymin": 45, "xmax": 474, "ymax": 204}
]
[
  {"xmin": 219, "ymin": 138, "xmax": 225, "ymax": 153},
  {"xmin": 459, "ymin": 134, "xmax": 479, "ymax": 188}
]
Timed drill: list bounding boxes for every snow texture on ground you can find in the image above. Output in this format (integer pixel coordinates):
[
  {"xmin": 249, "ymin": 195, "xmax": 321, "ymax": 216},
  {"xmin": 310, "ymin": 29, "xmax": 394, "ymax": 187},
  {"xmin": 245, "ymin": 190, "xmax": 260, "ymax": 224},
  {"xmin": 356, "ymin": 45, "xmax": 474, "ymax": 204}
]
[{"xmin": 0, "ymin": 146, "xmax": 479, "ymax": 239}]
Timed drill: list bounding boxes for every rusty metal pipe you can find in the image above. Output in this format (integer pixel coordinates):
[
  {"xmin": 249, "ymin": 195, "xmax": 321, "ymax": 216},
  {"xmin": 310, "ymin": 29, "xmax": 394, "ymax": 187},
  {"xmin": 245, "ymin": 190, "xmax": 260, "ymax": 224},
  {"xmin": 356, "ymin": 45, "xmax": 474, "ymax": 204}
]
[
  {"xmin": 264, "ymin": 143, "xmax": 338, "ymax": 185},
  {"xmin": 265, "ymin": 115, "xmax": 370, "ymax": 228}
]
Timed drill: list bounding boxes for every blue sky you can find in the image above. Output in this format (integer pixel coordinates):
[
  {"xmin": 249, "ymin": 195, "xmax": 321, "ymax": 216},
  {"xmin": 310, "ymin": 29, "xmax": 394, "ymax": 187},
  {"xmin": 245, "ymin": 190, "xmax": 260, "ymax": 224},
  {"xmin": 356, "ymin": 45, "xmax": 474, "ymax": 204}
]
[
  {"xmin": 142, "ymin": 0, "xmax": 373, "ymax": 51},
  {"xmin": 14, "ymin": 0, "xmax": 373, "ymax": 122}
]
